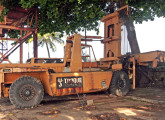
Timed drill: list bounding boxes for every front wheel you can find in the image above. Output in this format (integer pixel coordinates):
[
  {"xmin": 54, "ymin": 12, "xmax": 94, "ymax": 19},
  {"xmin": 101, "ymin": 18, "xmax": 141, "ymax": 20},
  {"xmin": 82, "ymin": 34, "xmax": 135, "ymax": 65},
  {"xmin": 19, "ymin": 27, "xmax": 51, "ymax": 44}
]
[
  {"xmin": 109, "ymin": 71, "xmax": 130, "ymax": 96},
  {"xmin": 9, "ymin": 76, "xmax": 44, "ymax": 109}
]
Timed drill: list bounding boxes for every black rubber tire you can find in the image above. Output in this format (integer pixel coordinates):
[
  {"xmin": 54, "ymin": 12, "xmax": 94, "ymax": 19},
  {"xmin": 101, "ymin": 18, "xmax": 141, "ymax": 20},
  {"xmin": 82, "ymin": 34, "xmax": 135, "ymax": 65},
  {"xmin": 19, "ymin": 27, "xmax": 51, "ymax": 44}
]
[
  {"xmin": 109, "ymin": 71, "xmax": 130, "ymax": 96},
  {"xmin": 9, "ymin": 76, "xmax": 44, "ymax": 109}
]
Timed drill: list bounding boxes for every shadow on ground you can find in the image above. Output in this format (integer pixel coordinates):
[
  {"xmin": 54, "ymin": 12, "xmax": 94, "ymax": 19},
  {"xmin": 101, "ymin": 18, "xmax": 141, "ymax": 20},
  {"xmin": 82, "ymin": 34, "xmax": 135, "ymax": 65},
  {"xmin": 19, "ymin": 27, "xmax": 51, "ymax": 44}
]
[{"xmin": 0, "ymin": 88, "xmax": 165, "ymax": 120}]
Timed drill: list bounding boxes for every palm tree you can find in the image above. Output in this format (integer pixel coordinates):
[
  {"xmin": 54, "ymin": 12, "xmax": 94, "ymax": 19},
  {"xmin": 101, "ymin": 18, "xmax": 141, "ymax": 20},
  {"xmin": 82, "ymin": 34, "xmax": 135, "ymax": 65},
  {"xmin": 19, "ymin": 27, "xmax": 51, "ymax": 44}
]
[{"xmin": 28, "ymin": 32, "xmax": 64, "ymax": 58}]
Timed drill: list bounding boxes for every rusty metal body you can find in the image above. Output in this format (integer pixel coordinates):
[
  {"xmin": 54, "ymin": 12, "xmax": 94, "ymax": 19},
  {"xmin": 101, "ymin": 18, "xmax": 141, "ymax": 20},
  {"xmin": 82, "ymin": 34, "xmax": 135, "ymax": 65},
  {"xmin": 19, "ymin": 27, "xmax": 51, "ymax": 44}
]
[
  {"xmin": 0, "ymin": 35, "xmax": 113, "ymax": 98},
  {"xmin": 1, "ymin": 4, "xmax": 164, "ymax": 103},
  {"xmin": 0, "ymin": 6, "xmax": 131, "ymax": 99},
  {"xmin": 128, "ymin": 51, "xmax": 165, "ymax": 87},
  {"xmin": 131, "ymin": 51, "xmax": 165, "ymax": 67}
]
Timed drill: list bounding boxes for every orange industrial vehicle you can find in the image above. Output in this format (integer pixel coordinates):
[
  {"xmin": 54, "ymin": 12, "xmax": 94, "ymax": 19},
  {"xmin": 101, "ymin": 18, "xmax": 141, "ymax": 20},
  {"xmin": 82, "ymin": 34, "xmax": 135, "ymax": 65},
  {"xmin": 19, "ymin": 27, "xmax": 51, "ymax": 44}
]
[
  {"xmin": 0, "ymin": 6, "xmax": 132, "ymax": 108},
  {"xmin": 128, "ymin": 51, "xmax": 165, "ymax": 87},
  {"xmin": 1, "ymin": 4, "xmax": 165, "ymax": 108}
]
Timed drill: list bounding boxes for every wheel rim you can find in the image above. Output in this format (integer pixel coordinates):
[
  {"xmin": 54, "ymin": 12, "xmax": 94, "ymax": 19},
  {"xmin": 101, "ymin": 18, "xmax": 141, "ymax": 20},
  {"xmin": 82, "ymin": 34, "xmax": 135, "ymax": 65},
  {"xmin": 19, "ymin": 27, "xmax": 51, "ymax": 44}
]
[{"xmin": 19, "ymin": 85, "xmax": 36, "ymax": 101}]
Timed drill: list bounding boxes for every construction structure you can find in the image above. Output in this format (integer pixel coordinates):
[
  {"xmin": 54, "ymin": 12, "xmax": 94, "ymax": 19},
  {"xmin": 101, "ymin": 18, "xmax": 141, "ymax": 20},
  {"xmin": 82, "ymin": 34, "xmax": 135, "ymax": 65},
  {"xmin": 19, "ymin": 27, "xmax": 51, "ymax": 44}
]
[
  {"xmin": 0, "ymin": 5, "xmax": 165, "ymax": 109},
  {"xmin": 0, "ymin": 5, "xmax": 38, "ymax": 63}
]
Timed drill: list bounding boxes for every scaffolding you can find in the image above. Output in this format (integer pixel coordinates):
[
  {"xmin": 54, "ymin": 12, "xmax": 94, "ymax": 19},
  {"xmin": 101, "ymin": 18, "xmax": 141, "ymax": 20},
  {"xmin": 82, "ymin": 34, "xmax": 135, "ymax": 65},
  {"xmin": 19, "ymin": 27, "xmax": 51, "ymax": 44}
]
[{"xmin": 0, "ymin": 5, "xmax": 38, "ymax": 63}]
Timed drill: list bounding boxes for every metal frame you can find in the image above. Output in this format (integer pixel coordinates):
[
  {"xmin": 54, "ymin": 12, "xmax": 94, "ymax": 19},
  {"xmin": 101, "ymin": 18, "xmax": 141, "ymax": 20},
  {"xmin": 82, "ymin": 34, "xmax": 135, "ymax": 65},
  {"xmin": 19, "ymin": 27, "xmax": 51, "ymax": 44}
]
[{"xmin": 0, "ymin": 5, "xmax": 38, "ymax": 63}]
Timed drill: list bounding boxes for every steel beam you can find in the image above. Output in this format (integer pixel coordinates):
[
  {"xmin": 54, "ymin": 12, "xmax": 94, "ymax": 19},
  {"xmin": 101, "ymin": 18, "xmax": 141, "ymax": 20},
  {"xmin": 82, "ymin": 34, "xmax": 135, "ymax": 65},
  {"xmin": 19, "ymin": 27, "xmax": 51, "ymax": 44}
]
[{"xmin": 0, "ymin": 25, "xmax": 36, "ymax": 31}]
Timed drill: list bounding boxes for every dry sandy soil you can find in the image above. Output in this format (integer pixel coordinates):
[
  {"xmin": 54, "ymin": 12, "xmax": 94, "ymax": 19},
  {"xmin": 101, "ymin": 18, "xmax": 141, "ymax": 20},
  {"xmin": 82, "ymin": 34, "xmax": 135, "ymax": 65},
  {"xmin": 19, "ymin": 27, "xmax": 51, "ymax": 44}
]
[{"xmin": 0, "ymin": 88, "xmax": 165, "ymax": 120}]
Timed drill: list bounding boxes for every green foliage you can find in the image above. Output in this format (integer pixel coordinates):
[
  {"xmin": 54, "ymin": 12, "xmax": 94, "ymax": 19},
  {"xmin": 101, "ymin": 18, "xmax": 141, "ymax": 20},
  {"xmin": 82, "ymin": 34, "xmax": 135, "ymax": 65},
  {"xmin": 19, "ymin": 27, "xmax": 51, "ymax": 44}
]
[
  {"xmin": 0, "ymin": 0, "xmax": 165, "ymax": 37},
  {"xmin": 127, "ymin": 0, "xmax": 165, "ymax": 23},
  {"xmin": 0, "ymin": 8, "xmax": 9, "ymax": 22}
]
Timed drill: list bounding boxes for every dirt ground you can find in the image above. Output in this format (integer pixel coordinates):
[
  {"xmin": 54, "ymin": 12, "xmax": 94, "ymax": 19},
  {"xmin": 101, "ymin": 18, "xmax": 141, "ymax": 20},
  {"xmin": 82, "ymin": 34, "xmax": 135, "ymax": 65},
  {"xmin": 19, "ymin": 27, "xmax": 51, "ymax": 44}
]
[{"xmin": 0, "ymin": 88, "xmax": 165, "ymax": 120}]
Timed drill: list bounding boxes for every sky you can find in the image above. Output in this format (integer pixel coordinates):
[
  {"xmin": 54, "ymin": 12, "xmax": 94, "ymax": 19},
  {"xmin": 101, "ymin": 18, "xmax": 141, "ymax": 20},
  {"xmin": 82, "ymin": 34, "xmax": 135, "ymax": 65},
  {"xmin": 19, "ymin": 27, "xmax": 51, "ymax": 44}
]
[
  {"xmin": 4, "ymin": 17, "xmax": 165, "ymax": 63},
  {"xmin": 135, "ymin": 17, "xmax": 165, "ymax": 52}
]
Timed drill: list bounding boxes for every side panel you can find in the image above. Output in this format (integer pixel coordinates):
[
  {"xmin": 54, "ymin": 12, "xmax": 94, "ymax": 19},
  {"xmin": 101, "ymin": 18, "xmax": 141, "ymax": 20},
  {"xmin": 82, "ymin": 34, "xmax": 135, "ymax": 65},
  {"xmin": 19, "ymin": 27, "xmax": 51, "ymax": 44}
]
[
  {"xmin": 50, "ymin": 71, "xmax": 112, "ymax": 96},
  {"xmin": 4, "ymin": 72, "xmax": 41, "ymax": 83},
  {"xmin": 92, "ymin": 72, "xmax": 112, "ymax": 90}
]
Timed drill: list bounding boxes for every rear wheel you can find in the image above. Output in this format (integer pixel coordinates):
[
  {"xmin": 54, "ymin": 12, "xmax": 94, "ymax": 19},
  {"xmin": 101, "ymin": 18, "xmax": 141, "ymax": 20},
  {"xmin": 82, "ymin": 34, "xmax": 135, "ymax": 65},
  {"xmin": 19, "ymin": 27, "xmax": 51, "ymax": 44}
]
[
  {"xmin": 109, "ymin": 71, "xmax": 130, "ymax": 96},
  {"xmin": 9, "ymin": 76, "xmax": 44, "ymax": 109}
]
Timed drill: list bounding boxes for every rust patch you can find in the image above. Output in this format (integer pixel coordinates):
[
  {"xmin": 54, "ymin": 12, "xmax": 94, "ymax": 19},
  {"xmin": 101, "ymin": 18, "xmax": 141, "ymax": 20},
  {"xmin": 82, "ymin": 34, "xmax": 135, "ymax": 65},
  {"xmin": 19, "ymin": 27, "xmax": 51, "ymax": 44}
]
[{"xmin": 55, "ymin": 87, "xmax": 83, "ymax": 96}]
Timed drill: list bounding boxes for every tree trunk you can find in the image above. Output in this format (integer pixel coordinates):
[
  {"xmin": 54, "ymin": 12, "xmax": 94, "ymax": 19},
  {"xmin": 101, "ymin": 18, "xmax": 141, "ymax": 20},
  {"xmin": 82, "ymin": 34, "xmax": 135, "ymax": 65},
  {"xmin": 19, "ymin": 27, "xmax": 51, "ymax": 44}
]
[
  {"xmin": 125, "ymin": 17, "xmax": 140, "ymax": 54},
  {"xmin": 46, "ymin": 42, "xmax": 50, "ymax": 58},
  {"xmin": 117, "ymin": 0, "xmax": 140, "ymax": 54}
]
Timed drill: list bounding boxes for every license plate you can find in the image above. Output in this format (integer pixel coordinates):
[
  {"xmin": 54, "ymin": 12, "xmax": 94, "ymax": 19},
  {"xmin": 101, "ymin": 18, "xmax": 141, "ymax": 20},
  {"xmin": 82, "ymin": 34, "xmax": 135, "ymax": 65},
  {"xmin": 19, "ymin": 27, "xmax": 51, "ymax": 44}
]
[{"xmin": 56, "ymin": 76, "xmax": 83, "ymax": 89}]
